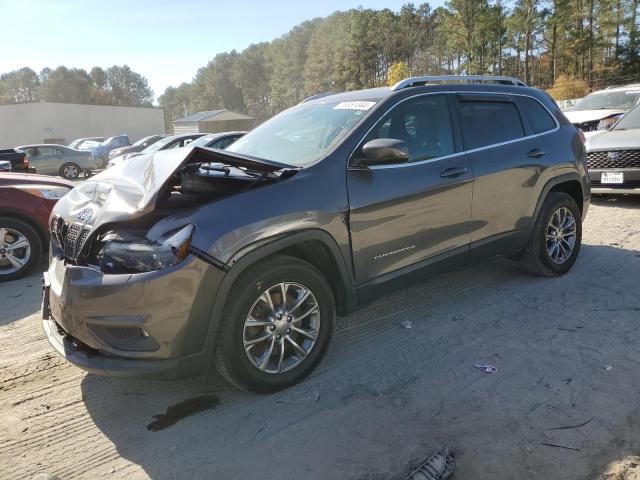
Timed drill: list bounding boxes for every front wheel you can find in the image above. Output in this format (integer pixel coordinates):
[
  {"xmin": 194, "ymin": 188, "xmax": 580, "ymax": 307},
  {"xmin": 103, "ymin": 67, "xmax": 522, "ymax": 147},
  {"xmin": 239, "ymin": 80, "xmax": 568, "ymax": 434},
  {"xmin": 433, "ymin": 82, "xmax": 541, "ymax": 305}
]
[
  {"xmin": 0, "ymin": 217, "xmax": 42, "ymax": 282},
  {"xmin": 60, "ymin": 162, "xmax": 81, "ymax": 180},
  {"xmin": 214, "ymin": 255, "xmax": 335, "ymax": 393},
  {"xmin": 525, "ymin": 192, "xmax": 582, "ymax": 277}
]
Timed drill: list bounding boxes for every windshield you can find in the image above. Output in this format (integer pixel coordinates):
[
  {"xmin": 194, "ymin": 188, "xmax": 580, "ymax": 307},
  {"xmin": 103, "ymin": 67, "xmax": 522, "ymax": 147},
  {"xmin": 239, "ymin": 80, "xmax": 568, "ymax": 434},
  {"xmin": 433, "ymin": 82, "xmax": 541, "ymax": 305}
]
[
  {"xmin": 226, "ymin": 100, "xmax": 377, "ymax": 166},
  {"xmin": 142, "ymin": 136, "xmax": 180, "ymax": 153},
  {"xmin": 132, "ymin": 135, "xmax": 155, "ymax": 147},
  {"xmin": 573, "ymin": 90, "xmax": 640, "ymax": 111},
  {"xmin": 613, "ymin": 104, "xmax": 640, "ymax": 130},
  {"xmin": 188, "ymin": 135, "xmax": 216, "ymax": 147}
]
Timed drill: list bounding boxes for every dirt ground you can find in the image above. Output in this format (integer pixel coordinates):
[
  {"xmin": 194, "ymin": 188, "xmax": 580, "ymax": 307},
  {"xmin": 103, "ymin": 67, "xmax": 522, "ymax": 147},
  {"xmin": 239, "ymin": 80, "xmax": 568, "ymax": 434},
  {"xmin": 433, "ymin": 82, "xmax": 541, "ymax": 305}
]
[{"xmin": 1, "ymin": 196, "xmax": 639, "ymax": 480}]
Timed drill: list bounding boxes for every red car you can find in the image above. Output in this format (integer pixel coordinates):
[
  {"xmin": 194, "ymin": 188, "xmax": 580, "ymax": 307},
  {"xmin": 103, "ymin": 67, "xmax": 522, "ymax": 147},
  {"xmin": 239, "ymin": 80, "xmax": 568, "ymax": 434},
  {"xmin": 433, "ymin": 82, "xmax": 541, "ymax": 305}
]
[{"xmin": 0, "ymin": 173, "xmax": 73, "ymax": 281}]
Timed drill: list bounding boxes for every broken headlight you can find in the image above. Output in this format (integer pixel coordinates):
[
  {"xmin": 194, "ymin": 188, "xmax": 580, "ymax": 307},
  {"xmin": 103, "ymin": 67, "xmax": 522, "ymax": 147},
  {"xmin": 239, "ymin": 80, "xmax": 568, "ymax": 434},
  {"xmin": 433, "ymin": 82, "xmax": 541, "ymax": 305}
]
[{"xmin": 98, "ymin": 224, "xmax": 194, "ymax": 274}]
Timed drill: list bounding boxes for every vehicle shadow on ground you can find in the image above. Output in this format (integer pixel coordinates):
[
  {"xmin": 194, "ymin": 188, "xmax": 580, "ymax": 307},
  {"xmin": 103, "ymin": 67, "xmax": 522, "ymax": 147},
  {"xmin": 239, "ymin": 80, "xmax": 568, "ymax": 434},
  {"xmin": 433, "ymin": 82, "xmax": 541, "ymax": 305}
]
[
  {"xmin": 79, "ymin": 242, "xmax": 640, "ymax": 479},
  {"xmin": 0, "ymin": 257, "xmax": 48, "ymax": 326}
]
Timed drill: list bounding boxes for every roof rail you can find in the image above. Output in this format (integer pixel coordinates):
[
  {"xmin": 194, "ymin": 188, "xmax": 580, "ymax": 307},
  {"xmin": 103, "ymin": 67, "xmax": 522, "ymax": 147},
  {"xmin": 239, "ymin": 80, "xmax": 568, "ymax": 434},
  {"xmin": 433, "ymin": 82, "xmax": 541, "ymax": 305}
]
[
  {"xmin": 605, "ymin": 83, "xmax": 640, "ymax": 90},
  {"xmin": 391, "ymin": 75, "xmax": 527, "ymax": 91},
  {"xmin": 299, "ymin": 92, "xmax": 339, "ymax": 104}
]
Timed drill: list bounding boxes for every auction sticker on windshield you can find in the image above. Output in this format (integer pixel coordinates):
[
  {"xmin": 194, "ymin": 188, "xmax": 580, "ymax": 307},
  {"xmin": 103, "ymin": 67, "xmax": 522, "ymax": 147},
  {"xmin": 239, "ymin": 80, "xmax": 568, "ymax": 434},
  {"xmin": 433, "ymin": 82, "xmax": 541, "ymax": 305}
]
[
  {"xmin": 601, "ymin": 172, "xmax": 624, "ymax": 184},
  {"xmin": 333, "ymin": 101, "xmax": 376, "ymax": 110}
]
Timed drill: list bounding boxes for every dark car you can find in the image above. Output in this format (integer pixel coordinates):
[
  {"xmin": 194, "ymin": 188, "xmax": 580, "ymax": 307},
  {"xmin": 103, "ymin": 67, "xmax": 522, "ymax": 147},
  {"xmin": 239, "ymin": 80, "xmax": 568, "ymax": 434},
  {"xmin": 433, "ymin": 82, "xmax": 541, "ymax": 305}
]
[
  {"xmin": 185, "ymin": 131, "xmax": 246, "ymax": 150},
  {"xmin": 106, "ymin": 133, "xmax": 206, "ymax": 168},
  {"xmin": 43, "ymin": 76, "xmax": 590, "ymax": 392},
  {"xmin": 89, "ymin": 134, "xmax": 131, "ymax": 168},
  {"xmin": 107, "ymin": 135, "xmax": 168, "ymax": 161},
  {"xmin": 0, "ymin": 148, "xmax": 31, "ymax": 172},
  {"xmin": 585, "ymin": 103, "xmax": 640, "ymax": 194},
  {"xmin": 0, "ymin": 173, "xmax": 73, "ymax": 281}
]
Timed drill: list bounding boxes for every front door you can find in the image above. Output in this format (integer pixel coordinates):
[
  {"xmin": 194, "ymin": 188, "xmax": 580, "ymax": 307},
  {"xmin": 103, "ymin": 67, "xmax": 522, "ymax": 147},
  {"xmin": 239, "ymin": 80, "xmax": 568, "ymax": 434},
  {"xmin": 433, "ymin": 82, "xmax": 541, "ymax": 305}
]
[{"xmin": 347, "ymin": 94, "xmax": 473, "ymax": 284}]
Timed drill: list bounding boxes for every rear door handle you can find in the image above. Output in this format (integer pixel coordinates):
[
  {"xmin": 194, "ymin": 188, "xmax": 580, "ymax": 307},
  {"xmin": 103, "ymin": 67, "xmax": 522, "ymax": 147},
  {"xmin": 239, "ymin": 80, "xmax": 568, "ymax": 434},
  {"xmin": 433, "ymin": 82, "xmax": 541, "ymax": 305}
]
[
  {"xmin": 440, "ymin": 166, "xmax": 467, "ymax": 178},
  {"xmin": 527, "ymin": 149, "xmax": 546, "ymax": 158}
]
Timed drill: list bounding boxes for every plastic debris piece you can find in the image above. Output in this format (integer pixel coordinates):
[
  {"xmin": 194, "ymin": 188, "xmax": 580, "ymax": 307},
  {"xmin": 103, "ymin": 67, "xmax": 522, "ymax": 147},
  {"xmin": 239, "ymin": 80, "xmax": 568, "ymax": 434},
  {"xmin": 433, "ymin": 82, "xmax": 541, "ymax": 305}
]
[
  {"xmin": 400, "ymin": 320, "xmax": 413, "ymax": 329},
  {"xmin": 604, "ymin": 365, "xmax": 613, "ymax": 371},
  {"xmin": 475, "ymin": 363, "xmax": 498, "ymax": 373},
  {"xmin": 405, "ymin": 447, "xmax": 455, "ymax": 480}
]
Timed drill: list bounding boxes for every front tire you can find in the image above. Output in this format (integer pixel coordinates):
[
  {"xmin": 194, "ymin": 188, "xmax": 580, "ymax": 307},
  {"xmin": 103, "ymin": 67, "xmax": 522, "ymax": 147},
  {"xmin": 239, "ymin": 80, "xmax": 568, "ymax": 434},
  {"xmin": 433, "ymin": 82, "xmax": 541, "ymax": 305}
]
[
  {"xmin": 214, "ymin": 255, "xmax": 335, "ymax": 393},
  {"xmin": 60, "ymin": 162, "xmax": 81, "ymax": 180},
  {"xmin": 525, "ymin": 192, "xmax": 582, "ymax": 277},
  {"xmin": 0, "ymin": 217, "xmax": 42, "ymax": 282}
]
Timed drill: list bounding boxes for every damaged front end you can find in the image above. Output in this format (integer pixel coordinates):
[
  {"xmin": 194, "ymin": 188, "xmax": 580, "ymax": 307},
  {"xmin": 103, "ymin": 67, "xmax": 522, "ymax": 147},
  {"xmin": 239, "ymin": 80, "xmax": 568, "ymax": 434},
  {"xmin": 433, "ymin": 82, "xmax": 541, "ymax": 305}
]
[
  {"xmin": 43, "ymin": 147, "xmax": 298, "ymax": 378},
  {"xmin": 50, "ymin": 146, "xmax": 298, "ymax": 273}
]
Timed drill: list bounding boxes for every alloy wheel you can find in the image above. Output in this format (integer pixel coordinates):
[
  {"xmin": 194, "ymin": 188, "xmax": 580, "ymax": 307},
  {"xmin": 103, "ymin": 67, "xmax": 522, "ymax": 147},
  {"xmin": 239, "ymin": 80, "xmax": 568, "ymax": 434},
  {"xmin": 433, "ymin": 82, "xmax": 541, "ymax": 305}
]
[
  {"xmin": 545, "ymin": 207, "xmax": 576, "ymax": 264},
  {"xmin": 0, "ymin": 227, "xmax": 31, "ymax": 275},
  {"xmin": 243, "ymin": 282, "xmax": 321, "ymax": 374},
  {"xmin": 63, "ymin": 165, "xmax": 79, "ymax": 179}
]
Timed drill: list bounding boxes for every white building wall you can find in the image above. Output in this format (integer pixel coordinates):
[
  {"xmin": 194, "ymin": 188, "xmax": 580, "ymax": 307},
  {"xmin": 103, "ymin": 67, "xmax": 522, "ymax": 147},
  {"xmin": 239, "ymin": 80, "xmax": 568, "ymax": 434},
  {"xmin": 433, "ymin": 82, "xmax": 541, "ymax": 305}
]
[{"xmin": 0, "ymin": 102, "xmax": 166, "ymax": 148}]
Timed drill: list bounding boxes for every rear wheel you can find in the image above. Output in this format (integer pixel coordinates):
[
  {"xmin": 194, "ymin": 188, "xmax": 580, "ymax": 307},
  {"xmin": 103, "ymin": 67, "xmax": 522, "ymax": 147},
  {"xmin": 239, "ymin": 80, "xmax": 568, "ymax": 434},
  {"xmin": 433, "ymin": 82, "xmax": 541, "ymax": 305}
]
[
  {"xmin": 525, "ymin": 192, "xmax": 582, "ymax": 277},
  {"xmin": 214, "ymin": 255, "xmax": 335, "ymax": 392},
  {"xmin": 60, "ymin": 162, "xmax": 81, "ymax": 180},
  {"xmin": 0, "ymin": 217, "xmax": 42, "ymax": 282}
]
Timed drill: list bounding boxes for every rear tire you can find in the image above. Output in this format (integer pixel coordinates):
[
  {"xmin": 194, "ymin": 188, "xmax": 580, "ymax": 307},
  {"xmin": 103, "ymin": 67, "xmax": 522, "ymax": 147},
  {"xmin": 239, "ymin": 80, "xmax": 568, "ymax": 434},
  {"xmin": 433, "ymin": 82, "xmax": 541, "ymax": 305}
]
[
  {"xmin": 524, "ymin": 192, "xmax": 582, "ymax": 277},
  {"xmin": 60, "ymin": 162, "xmax": 81, "ymax": 180},
  {"xmin": 214, "ymin": 255, "xmax": 335, "ymax": 393},
  {"xmin": 0, "ymin": 217, "xmax": 42, "ymax": 282}
]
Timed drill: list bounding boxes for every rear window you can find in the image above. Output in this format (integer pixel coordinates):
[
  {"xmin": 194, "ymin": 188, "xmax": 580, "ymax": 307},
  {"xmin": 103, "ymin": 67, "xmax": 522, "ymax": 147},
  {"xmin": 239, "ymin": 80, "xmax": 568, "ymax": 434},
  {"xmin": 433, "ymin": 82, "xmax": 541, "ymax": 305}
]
[
  {"xmin": 518, "ymin": 96, "xmax": 556, "ymax": 133},
  {"xmin": 459, "ymin": 100, "xmax": 524, "ymax": 150}
]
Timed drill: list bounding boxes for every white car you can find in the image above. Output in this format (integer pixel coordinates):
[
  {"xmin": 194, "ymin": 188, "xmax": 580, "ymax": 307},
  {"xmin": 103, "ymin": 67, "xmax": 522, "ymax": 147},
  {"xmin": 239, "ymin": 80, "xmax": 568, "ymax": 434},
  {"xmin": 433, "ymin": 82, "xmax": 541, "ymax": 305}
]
[{"xmin": 565, "ymin": 84, "xmax": 640, "ymax": 136}]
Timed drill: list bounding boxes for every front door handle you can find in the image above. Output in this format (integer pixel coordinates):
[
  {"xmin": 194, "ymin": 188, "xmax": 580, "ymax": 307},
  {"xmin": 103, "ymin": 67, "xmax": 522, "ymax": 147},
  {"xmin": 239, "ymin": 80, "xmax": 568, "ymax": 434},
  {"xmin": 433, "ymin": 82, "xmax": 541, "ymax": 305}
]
[
  {"xmin": 440, "ymin": 166, "xmax": 467, "ymax": 178},
  {"xmin": 527, "ymin": 149, "xmax": 546, "ymax": 158}
]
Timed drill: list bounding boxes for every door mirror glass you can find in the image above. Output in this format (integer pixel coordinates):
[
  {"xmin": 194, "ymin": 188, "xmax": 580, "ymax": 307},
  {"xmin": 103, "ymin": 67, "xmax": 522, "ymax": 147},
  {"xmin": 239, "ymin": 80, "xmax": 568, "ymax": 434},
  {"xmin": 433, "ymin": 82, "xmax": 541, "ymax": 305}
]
[{"xmin": 354, "ymin": 138, "xmax": 409, "ymax": 166}]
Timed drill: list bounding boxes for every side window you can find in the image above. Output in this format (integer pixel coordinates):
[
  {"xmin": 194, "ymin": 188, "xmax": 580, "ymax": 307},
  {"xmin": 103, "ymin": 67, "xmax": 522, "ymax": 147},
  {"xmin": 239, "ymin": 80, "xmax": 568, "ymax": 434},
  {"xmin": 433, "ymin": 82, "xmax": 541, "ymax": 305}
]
[
  {"xmin": 459, "ymin": 100, "xmax": 524, "ymax": 149},
  {"xmin": 39, "ymin": 147, "xmax": 57, "ymax": 156},
  {"xmin": 362, "ymin": 95, "xmax": 455, "ymax": 163},
  {"xmin": 518, "ymin": 96, "xmax": 557, "ymax": 134}
]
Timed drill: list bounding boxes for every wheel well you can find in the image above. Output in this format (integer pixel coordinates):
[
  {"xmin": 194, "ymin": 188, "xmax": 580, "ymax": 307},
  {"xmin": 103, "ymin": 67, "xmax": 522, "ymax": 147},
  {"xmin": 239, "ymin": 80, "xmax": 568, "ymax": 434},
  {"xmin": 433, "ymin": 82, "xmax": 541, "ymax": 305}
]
[
  {"xmin": 550, "ymin": 180, "xmax": 584, "ymax": 214},
  {"xmin": 0, "ymin": 211, "xmax": 48, "ymax": 251},
  {"xmin": 274, "ymin": 240, "xmax": 350, "ymax": 316}
]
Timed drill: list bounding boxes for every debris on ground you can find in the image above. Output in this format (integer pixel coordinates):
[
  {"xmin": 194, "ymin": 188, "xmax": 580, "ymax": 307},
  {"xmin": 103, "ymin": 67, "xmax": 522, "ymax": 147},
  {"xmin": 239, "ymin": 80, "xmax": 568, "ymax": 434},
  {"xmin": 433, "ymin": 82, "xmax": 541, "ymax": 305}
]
[
  {"xmin": 604, "ymin": 365, "xmax": 613, "ymax": 371},
  {"xmin": 541, "ymin": 441, "xmax": 581, "ymax": 451},
  {"xmin": 400, "ymin": 320, "xmax": 413, "ymax": 329},
  {"xmin": 475, "ymin": 363, "xmax": 497, "ymax": 373},
  {"xmin": 276, "ymin": 388, "xmax": 320, "ymax": 404},
  {"xmin": 405, "ymin": 447, "xmax": 455, "ymax": 480},
  {"xmin": 547, "ymin": 418, "xmax": 593, "ymax": 431}
]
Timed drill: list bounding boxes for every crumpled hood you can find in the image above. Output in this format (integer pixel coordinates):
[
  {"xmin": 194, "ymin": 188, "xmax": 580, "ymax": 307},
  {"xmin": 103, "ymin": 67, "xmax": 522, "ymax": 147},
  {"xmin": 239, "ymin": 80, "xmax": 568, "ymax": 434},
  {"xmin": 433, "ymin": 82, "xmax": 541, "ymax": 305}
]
[
  {"xmin": 564, "ymin": 109, "xmax": 625, "ymax": 125},
  {"xmin": 585, "ymin": 128, "xmax": 640, "ymax": 151},
  {"xmin": 52, "ymin": 146, "xmax": 293, "ymax": 228}
]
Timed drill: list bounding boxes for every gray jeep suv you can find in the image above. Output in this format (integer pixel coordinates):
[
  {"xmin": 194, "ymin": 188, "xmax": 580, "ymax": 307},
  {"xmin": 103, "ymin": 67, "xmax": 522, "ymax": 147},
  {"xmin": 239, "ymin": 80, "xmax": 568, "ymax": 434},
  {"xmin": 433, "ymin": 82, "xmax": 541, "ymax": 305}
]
[{"xmin": 42, "ymin": 76, "xmax": 590, "ymax": 392}]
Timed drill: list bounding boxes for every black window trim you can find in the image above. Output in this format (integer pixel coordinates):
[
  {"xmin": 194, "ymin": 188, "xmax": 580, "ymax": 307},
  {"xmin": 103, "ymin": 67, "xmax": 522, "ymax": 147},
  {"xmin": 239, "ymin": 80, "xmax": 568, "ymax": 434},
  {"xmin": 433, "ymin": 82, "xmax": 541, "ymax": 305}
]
[{"xmin": 348, "ymin": 91, "xmax": 560, "ymax": 170}]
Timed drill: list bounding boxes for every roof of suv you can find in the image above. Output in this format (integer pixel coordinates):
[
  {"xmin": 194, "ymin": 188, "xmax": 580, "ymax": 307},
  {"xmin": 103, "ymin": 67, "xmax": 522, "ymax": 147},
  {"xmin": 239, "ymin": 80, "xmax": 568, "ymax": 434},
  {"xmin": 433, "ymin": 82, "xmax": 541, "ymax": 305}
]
[{"xmin": 302, "ymin": 76, "xmax": 549, "ymax": 106}]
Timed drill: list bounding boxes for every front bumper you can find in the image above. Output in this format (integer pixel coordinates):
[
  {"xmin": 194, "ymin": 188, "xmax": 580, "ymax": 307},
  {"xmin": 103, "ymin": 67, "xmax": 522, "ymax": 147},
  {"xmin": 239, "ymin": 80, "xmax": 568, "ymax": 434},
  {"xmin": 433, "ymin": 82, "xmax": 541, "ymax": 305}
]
[
  {"xmin": 589, "ymin": 168, "xmax": 640, "ymax": 194},
  {"xmin": 42, "ymin": 255, "xmax": 224, "ymax": 379}
]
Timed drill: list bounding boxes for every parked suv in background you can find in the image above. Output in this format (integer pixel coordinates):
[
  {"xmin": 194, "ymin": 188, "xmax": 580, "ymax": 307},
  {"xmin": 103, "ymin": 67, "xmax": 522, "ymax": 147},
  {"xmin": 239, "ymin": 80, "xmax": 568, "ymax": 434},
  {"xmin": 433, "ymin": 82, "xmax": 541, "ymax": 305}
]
[
  {"xmin": 43, "ymin": 76, "xmax": 590, "ymax": 392},
  {"xmin": 565, "ymin": 83, "xmax": 640, "ymax": 134},
  {"xmin": 586, "ymin": 102, "xmax": 640, "ymax": 194},
  {"xmin": 89, "ymin": 134, "xmax": 131, "ymax": 168}
]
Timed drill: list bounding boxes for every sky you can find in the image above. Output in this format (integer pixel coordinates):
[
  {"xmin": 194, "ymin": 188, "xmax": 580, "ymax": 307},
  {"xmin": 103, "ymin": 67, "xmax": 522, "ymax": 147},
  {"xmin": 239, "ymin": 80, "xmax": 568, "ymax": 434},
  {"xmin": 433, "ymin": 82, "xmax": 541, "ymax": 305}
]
[{"xmin": 0, "ymin": 0, "xmax": 424, "ymax": 101}]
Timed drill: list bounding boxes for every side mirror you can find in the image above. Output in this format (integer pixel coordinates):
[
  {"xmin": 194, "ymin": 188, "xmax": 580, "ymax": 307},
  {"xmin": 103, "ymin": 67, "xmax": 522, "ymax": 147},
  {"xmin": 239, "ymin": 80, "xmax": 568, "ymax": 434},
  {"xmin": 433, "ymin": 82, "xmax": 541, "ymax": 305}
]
[{"xmin": 352, "ymin": 138, "xmax": 409, "ymax": 167}]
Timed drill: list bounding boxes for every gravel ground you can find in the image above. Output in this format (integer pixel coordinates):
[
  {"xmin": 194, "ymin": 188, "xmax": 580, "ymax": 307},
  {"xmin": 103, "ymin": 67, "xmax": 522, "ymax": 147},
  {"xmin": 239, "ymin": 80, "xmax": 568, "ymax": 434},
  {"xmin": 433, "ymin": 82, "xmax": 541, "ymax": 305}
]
[{"xmin": 0, "ymin": 196, "xmax": 639, "ymax": 480}]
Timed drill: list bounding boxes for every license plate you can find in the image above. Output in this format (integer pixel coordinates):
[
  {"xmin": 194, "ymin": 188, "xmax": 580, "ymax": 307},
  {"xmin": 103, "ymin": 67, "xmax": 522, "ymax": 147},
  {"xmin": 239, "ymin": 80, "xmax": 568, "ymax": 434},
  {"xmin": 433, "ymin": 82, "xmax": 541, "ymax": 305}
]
[{"xmin": 601, "ymin": 172, "xmax": 624, "ymax": 184}]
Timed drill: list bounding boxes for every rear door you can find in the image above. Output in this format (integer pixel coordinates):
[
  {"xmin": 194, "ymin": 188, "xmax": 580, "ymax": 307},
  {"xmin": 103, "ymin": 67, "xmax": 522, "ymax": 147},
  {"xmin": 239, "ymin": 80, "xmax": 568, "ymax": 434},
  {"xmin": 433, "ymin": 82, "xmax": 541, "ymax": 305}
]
[
  {"xmin": 348, "ymin": 94, "xmax": 473, "ymax": 284},
  {"xmin": 455, "ymin": 93, "xmax": 558, "ymax": 249},
  {"xmin": 31, "ymin": 146, "xmax": 60, "ymax": 175}
]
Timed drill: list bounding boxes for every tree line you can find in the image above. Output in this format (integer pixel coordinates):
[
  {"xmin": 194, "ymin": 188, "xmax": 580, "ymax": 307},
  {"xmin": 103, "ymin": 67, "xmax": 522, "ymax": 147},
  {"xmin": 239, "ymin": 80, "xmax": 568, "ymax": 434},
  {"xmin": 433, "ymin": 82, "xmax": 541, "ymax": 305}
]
[
  {"xmin": 159, "ymin": 0, "xmax": 640, "ymax": 123},
  {"xmin": 0, "ymin": 65, "xmax": 154, "ymax": 106}
]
